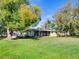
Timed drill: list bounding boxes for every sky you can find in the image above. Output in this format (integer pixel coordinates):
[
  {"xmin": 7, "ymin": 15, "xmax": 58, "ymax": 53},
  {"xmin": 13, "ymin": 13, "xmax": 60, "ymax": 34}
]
[{"xmin": 30, "ymin": 0, "xmax": 76, "ymax": 27}]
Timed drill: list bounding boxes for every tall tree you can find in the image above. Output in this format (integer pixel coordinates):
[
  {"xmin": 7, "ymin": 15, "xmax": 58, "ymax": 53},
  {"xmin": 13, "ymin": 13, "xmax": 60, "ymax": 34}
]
[
  {"xmin": 0, "ymin": 0, "xmax": 41, "ymax": 38},
  {"xmin": 54, "ymin": 0, "xmax": 77, "ymax": 35}
]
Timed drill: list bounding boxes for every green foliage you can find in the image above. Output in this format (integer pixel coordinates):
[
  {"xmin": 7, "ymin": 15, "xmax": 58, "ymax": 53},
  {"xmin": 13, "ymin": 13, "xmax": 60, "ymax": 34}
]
[
  {"xmin": 0, "ymin": 0, "xmax": 41, "ymax": 31},
  {"xmin": 31, "ymin": 6, "xmax": 41, "ymax": 17}
]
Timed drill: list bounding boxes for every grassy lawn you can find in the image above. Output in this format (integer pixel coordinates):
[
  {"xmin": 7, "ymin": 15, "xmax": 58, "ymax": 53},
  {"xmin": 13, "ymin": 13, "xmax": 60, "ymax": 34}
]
[{"xmin": 0, "ymin": 37, "xmax": 79, "ymax": 59}]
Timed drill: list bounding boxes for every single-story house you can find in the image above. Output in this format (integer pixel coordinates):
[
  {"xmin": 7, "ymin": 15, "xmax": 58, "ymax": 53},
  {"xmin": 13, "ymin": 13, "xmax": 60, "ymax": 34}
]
[{"xmin": 25, "ymin": 28, "xmax": 57, "ymax": 38}]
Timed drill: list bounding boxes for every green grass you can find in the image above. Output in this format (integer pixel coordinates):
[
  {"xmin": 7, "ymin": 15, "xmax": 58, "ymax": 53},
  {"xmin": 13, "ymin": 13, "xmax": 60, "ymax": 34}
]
[{"xmin": 0, "ymin": 37, "xmax": 79, "ymax": 59}]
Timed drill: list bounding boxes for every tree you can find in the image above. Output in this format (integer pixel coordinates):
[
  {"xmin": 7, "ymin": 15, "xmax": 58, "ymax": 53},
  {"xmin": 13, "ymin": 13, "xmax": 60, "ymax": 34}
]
[
  {"xmin": 0, "ymin": 0, "xmax": 41, "ymax": 38},
  {"xmin": 30, "ymin": 5, "xmax": 41, "ymax": 27},
  {"xmin": 54, "ymin": 0, "xmax": 78, "ymax": 36}
]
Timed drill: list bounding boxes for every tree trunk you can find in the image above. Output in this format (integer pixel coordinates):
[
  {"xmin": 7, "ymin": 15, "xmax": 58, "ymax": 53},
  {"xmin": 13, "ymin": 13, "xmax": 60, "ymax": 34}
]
[{"xmin": 6, "ymin": 28, "xmax": 11, "ymax": 39}]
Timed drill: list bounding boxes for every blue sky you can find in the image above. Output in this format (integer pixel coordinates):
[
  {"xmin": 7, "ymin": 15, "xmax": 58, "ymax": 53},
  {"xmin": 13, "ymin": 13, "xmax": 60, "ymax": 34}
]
[{"xmin": 30, "ymin": 0, "xmax": 76, "ymax": 27}]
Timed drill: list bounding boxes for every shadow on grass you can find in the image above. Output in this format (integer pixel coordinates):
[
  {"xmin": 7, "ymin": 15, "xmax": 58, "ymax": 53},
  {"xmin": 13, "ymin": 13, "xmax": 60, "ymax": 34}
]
[
  {"xmin": 71, "ymin": 35, "xmax": 79, "ymax": 38},
  {"xmin": 0, "ymin": 36, "xmax": 7, "ymax": 40},
  {"xmin": 0, "ymin": 36, "xmax": 40, "ymax": 40},
  {"xmin": 12, "ymin": 37, "xmax": 40, "ymax": 40},
  {"xmin": 0, "ymin": 38, "xmax": 3, "ymax": 40}
]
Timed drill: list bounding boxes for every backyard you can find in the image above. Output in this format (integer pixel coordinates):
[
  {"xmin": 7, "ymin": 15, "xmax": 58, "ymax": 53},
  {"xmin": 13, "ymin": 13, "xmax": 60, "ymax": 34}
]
[{"xmin": 0, "ymin": 37, "xmax": 79, "ymax": 59}]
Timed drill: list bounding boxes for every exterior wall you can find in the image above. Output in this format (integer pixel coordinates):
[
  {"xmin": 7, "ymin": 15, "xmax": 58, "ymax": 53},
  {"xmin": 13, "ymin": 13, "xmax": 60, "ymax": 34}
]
[
  {"xmin": 27, "ymin": 30, "xmax": 35, "ymax": 37},
  {"xmin": 26, "ymin": 29, "xmax": 57, "ymax": 37},
  {"xmin": 49, "ymin": 32, "xmax": 57, "ymax": 37}
]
